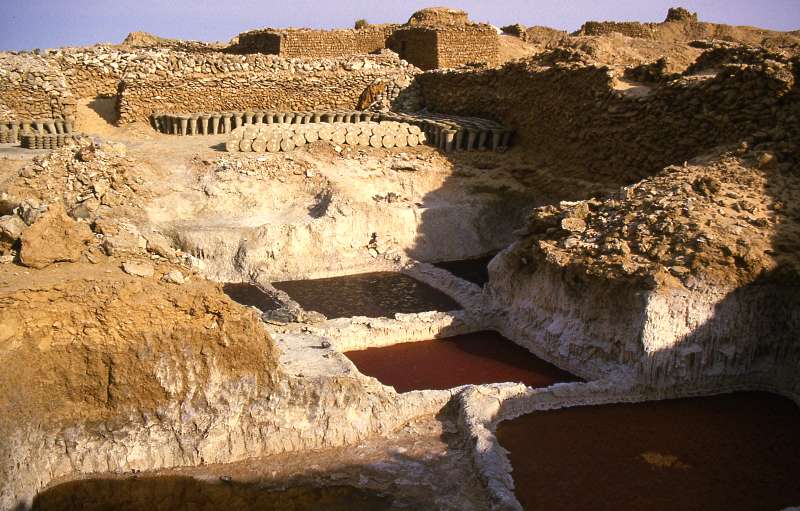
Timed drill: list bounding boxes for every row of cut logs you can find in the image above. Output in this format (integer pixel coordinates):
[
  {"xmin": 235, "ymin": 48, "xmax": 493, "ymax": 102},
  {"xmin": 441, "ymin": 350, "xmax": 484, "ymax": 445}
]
[
  {"xmin": 20, "ymin": 133, "xmax": 85, "ymax": 150},
  {"xmin": 151, "ymin": 109, "xmax": 514, "ymax": 152},
  {"xmin": 151, "ymin": 110, "xmax": 383, "ymax": 136},
  {"xmin": 380, "ymin": 112, "xmax": 513, "ymax": 152},
  {"xmin": 224, "ymin": 121, "xmax": 425, "ymax": 153},
  {"xmin": 1, "ymin": 118, "xmax": 76, "ymax": 144}
]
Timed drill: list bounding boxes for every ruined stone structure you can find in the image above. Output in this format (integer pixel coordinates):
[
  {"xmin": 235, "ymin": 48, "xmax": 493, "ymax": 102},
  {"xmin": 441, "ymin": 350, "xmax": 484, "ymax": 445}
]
[
  {"xmin": 234, "ymin": 8, "xmax": 499, "ymax": 71},
  {"xmin": 234, "ymin": 25, "xmax": 398, "ymax": 58},
  {"xmin": 389, "ymin": 8, "xmax": 500, "ymax": 70}
]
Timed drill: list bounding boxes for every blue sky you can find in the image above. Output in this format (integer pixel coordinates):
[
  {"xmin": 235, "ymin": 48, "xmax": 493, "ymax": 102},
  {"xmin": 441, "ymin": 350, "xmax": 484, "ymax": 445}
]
[{"xmin": 1, "ymin": 0, "xmax": 799, "ymax": 51}]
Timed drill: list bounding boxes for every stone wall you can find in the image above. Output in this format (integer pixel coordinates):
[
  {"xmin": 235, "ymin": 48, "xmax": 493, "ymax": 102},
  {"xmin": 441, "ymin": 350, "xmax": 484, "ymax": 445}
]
[
  {"xmin": 0, "ymin": 53, "xmax": 76, "ymax": 121},
  {"xmin": 412, "ymin": 44, "xmax": 797, "ymax": 186},
  {"xmin": 117, "ymin": 54, "xmax": 417, "ymax": 123},
  {"xmin": 235, "ymin": 26, "xmax": 398, "ymax": 58},
  {"xmin": 389, "ymin": 25, "xmax": 499, "ymax": 70},
  {"xmin": 577, "ymin": 21, "xmax": 656, "ymax": 38},
  {"xmin": 389, "ymin": 28, "xmax": 439, "ymax": 71},
  {"xmin": 436, "ymin": 25, "xmax": 499, "ymax": 69}
]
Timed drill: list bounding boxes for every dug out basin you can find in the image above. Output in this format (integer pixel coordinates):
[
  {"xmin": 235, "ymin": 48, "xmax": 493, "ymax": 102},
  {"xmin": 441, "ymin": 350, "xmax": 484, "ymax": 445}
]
[
  {"xmin": 272, "ymin": 271, "xmax": 462, "ymax": 319},
  {"xmin": 344, "ymin": 331, "xmax": 580, "ymax": 392},
  {"xmin": 496, "ymin": 391, "xmax": 800, "ymax": 511}
]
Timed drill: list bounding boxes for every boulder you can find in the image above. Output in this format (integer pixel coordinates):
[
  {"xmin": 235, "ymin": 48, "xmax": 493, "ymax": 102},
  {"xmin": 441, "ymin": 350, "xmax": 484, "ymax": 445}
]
[
  {"xmin": 0, "ymin": 215, "xmax": 26, "ymax": 243},
  {"xmin": 19, "ymin": 204, "xmax": 93, "ymax": 269},
  {"xmin": 122, "ymin": 261, "xmax": 155, "ymax": 278}
]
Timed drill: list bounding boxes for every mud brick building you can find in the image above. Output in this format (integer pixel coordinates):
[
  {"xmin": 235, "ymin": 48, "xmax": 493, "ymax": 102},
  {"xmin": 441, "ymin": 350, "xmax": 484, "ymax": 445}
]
[
  {"xmin": 234, "ymin": 7, "xmax": 500, "ymax": 71},
  {"xmin": 234, "ymin": 25, "xmax": 398, "ymax": 58},
  {"xmin": 388, "ymin": 8, "xmax": 499, "ymax": 70}
]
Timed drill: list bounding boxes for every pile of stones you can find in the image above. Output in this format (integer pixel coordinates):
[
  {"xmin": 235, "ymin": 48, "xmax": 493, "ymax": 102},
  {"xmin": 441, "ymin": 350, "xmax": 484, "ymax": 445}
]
[
  {"xmin": 380, "ymin": 111, "xmax": 513, "ymax": 152},
  {"xmin": 225, "ymin": 120, "xmax": 424, "ymax": 152},
  {"xmin": 20, "ymin": 133, "xmax": 84, "ymax": 149},
  {"xmin": 1, "ymin": 118, "xmax": 75, "ymax": 144}
]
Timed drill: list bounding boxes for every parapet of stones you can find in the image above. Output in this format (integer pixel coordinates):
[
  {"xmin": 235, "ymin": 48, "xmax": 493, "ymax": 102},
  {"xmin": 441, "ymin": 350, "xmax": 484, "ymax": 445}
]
[{"xmin": 665, "ymin": 7, "xmax": 699, "ymax": 23}]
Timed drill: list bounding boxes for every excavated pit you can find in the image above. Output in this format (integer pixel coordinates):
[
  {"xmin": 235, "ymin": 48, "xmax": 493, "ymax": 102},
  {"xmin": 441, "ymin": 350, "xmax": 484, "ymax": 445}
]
[
  {"xmin": 344, "ymin": 331, "xmax": 580, "ymax": 392},
  {"xmin": 272, "ymin": 271, "xmax": 462, "ymax": 319},
  {"xmin": 495, "ymin": 392, "xmax": 800, "ymax": 511},
  {"xmin": 222, "ymin": 282, "xmax": 281, "ymax": 313},
  {"xmin": 32, "ymin": 479, "xmax": 391, "ymax": 511},
  {"xmin": 433, "ymin": 254, "xmax": 496, "ymax": 286}
]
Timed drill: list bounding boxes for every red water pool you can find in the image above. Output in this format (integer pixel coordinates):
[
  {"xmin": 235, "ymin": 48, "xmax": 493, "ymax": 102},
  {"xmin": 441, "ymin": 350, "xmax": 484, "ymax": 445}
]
[
  {"xmin": 344, "ymin": 331, "xmax": 579, "ymax": 392},
  {"xmin": 496, "ymin": 392, "xmax": 800, "ymax": 511}
]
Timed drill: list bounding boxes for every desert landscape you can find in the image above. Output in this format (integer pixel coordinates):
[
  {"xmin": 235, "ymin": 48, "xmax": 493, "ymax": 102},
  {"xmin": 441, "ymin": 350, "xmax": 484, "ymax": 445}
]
[{"xmin": 0, "ymin": 5, "xmax": 798, "ymax": 510}]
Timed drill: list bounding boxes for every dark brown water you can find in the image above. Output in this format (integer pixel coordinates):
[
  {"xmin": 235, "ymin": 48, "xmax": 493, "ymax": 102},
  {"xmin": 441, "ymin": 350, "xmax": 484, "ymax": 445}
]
[
  {"xmin": 32, "ymin": 477, "xmax": 392, "ymax": 511},
  {"xmin": 344, "ymin": 331, "xmax": 579, "ymax": 392},
  {"xmin": 272, "ymin": 272, "xmax": 461, "ymax": 319},
  {"xmin": 496, "ymin": 392, "xmax": 800, "ymax": 511},
  {"xmin": 434, "ymin": 254, "xmax": 496, "ymax": 286},
  {"xmin": 223, "ymin": 283, "xmax": 281, "ymax": 313}
]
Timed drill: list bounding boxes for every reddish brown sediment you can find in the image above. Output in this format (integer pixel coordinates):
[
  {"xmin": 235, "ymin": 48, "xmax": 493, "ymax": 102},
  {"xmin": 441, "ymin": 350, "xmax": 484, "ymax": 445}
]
[
  {"xmin": 497, "ymin": 392, "xmax": 800, "ymax": 511},
  {"xmin": 345, "ymin": 331, "xmax": 579, "ymax": 392}
]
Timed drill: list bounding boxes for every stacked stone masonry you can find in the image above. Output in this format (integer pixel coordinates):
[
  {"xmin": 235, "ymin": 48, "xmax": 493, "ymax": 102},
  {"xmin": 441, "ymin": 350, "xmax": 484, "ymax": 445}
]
[
  {"xmin": 117, "ymin": 53, "xmax": 416, "ymax": 124},
  {"xmin": 389, "ymin": 24, "xmax": 500, "ymax": 70},
  {"xmin": 578, "ymin": 21, "xmax": 658, "ymax": 39},
  {"xmin": 0, "ymin": 48, "xmax": 418, "ymax": 123},
  {"xmin": 234, "ymin": 25, "xmax": 399, "ymax": 58},
  {"xmin": 413, "ymin": 44, "xmax": 799, "ymax": 180},
  {"xmin": 0, "ymin": 53, "xmax": 76, "ymax": 121}
]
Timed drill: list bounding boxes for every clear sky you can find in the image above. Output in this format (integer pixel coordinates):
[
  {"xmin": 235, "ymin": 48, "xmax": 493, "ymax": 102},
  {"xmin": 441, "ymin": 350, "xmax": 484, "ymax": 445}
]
[{"xmin": 1, "ymin": 0, "xmax": 799, "ymax": 51}]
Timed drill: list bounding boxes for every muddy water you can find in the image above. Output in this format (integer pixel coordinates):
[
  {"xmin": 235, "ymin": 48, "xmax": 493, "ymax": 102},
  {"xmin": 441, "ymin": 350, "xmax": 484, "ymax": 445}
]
[
  {"xmin": 434, "ymin": 254, "xmax": 496, "ymax": 286},
  {"xmin": 223, "ymin": 283, "xmax": 281, "ymax": 312},
  {"xmin": 273, "ymin": 272, "xmax": 461, "ymax": 319},
  {"xmin": 32, "ymin": 478, "xmax": 392, "ymax": 511},
  {"xmin": 496, "ymin": 392, "xmax": 800, "ymax": 511},
  {"xmin": 344, "ymin": 331, "xmax": 579, "ymax": 392}
]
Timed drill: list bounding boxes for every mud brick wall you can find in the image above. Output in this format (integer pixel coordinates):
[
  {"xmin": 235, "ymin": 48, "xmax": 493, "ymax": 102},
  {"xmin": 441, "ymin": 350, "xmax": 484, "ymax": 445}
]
[
  {"xmin": 389, "ymin": 25, "xmax": 499, "ymax": 70},
  {"xmin": 578, "ymin": 21, "xmax": 656, "ymax": 39},
  {"xmin": 389, "ymin": 28, "xmax": 439, "ymax": 71},
  {"xmin": 413, "ymin": 47, "xmax": 797, "ymax": 184},
  {"xmin": 236, "ymin": 26, "xmax": 398, "ymax": 58},
  {"xmin": 0, "ymin": 54, "xmax": 76, "ymax": 121},
  {"xmin": 117, "ymin": 60, "xmax": 417, "ymax": 123},
  {"xmin": 435, "ymin": 25, "xmax": 499, "ymax": 69}
]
